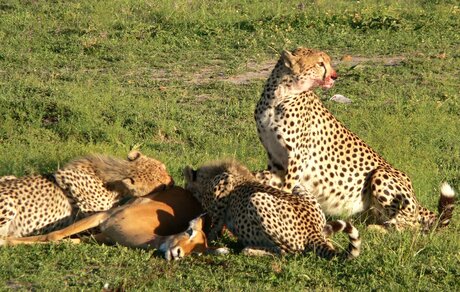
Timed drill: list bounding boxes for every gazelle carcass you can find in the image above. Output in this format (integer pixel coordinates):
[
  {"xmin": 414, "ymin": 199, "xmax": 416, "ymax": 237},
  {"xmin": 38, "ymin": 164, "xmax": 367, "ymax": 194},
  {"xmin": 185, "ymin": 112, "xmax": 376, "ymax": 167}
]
[{"xmin": 1, "ymin": 187, "xmax": 212, "ymax": 260}]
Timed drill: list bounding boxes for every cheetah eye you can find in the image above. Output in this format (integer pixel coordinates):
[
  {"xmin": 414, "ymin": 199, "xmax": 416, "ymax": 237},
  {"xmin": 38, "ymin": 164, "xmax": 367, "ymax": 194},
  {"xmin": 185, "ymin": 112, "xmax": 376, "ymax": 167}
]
[{"xmin": 318, "ymin": 61, "xmax": 325, "ymax": 67}]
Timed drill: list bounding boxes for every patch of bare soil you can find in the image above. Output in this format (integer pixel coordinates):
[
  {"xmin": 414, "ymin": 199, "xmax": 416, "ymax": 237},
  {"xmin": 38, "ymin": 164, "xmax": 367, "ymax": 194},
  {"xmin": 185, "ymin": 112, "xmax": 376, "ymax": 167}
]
[
  {"xmin": 150, "ymin": 55, "xmax": 407, "ymax": 87},
  {"xmin": 220, "ymin": 60, "xmax": 275, "ymax": 85},
  {"xmin": 170, "ymin": 60, "xmax": 275, "ymax": 86},
  {"xmin": 187, "ymin": 55, "xmax": 406, "ymax": 85},
  {"xmin": 338, "ymin": 55, "xmax": 406, "ymax": 67}
]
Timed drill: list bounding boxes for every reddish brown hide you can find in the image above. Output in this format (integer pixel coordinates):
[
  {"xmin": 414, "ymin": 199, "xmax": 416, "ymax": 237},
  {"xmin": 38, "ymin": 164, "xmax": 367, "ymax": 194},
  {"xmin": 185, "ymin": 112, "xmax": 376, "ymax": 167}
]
[{"xmin": 2, "ymin": 187, "xmax": 208, "ymax": 260}]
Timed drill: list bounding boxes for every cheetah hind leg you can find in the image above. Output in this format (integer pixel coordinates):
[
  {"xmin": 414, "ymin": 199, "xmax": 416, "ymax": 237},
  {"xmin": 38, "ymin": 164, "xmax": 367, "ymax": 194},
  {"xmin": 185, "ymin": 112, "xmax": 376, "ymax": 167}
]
[
  {"xmin": 2, "ymin": 211, "xmax": 111, "ymax": 245},
  {"xmin": 0, "ymin": 196, "xmax": 17, "ymax": 241},
  {"xmin": 366, "ymin": 167, "xmax": 421, "ymax": 231}
]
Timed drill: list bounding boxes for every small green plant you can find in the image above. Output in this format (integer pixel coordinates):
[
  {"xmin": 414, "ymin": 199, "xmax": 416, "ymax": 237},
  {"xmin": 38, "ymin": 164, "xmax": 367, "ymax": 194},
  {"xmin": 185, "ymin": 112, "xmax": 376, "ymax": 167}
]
[{"xmin": 0, "ymin": 0, "xmax": 458, "ymax": 290}]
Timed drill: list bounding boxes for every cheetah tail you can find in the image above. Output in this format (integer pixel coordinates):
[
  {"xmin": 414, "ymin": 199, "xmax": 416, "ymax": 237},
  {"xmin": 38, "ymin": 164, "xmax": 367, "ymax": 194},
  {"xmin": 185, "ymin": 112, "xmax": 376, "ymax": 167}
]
[
  {"xmin": 419, "ymin": 182, "xmax": 456, "ymax": 230},
  {"xmin": 324, "ymin": 220, "xmax": 361, "ymax": 259},
  {"xmin": 437, "ymin": 182, "xmax": 455, "ymax": 228}
]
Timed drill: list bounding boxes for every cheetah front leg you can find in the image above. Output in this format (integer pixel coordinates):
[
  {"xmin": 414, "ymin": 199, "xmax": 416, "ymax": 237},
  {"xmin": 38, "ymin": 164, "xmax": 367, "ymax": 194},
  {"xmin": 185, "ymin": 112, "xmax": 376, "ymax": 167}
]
[
  {"xmin": 256, "ymin": 150, "xmax": 303, "ymax": 193},
  {"xmin": 208, "ymin": 222, "xmax": 225, "ymax": 242},
  {"xmin": 207, "ymin": 211, "xmax": 226, "ymax": 242},
  {"xmin": 281, "ymin": 151, "xmax": 306, "ymax": 193}
]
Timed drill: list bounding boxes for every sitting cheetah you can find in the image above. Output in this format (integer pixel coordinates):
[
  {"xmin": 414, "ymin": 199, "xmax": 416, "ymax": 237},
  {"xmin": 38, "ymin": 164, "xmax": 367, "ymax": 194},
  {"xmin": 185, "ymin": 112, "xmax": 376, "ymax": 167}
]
[
  {"xmin": 254, "ymin": 47, "xmax": 455, "ymax": 231},
  {"xmin": 184, "ymin": 160, "xmax": 361, "ymax": 259},
  {"xmin": 0, "ymin": 150, "xmax": 173, "ymax": 237}
]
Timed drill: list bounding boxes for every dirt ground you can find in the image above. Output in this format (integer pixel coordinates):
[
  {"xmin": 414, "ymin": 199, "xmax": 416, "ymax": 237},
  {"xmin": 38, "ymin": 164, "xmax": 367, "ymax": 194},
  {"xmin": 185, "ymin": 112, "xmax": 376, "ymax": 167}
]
[{"xmin": 187, "ymin": 55, "xmax": 406, "ymax": 85}]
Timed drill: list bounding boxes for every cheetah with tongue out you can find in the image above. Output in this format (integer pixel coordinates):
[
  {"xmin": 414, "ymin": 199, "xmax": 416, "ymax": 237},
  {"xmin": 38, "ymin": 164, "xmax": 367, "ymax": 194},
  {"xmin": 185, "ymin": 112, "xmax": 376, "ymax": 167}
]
[{"xmin": 254, "ymin": 47, "xmax": 455, "ymax": 231}]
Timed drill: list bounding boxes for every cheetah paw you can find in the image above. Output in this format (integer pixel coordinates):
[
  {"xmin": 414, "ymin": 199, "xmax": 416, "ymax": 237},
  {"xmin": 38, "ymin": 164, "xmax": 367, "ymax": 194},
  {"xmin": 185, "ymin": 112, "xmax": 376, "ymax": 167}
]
[
  {"xmin": 367, "ymin": 224, "xmax": 388, "ymax": 234},
  {"xmin": 206, "ymin": 247, "xmax": 231, "ymax": 255},
  {"xmin": 241, "ymin": 247, "xmax": 276, "ymax": 257}
]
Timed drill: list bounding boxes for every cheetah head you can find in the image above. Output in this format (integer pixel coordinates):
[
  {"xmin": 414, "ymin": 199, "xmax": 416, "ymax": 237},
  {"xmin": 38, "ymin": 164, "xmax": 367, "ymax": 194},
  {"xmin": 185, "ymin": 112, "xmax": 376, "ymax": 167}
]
[
  {"xmin": 183, "ymin": 159, "xmax": 253, "ymax": 206},
  {"xmin": 280, "ymin": 47, "xmax": 337, "ymax": 94},
  {"xmin": 121, "ymin": 150, "xmax": 174, "ymax": 197},
  {"xmin": 183, "ymin": 164, "xmax": 218, "ymax": 205}
]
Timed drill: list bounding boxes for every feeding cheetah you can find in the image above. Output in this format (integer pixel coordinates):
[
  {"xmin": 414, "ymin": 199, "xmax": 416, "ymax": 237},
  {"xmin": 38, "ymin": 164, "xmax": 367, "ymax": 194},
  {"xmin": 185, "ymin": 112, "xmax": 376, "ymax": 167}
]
[
  {"xmin": 184, "ymin": 160, "xmax": 361, "ymax": 259},
  {"xmin": 0, "ymin": 150, "xmax": 173, "ymax": 237},
  {"xmin": 254, "ymin": 47, "xmax": 455, "ymax": 231}
]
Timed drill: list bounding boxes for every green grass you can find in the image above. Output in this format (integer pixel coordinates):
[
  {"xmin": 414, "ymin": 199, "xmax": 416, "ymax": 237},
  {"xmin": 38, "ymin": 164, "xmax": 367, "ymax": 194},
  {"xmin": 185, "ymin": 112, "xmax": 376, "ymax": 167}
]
[{"xmin": 0, "ymin": 0, "xmax": 459, "ymax": 290}]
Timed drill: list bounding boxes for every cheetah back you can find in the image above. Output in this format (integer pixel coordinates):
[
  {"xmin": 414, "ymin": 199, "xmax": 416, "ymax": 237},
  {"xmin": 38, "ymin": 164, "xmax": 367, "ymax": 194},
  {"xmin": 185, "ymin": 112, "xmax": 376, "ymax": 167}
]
[{"xmin": 225, "ymin": 182, "xmax": 327, "ymax": 253}]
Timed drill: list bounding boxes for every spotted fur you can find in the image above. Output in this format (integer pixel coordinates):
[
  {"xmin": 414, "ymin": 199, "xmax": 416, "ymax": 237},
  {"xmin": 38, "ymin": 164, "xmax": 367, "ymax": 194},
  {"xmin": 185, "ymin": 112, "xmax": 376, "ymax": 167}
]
[
  {"xmin": 184, "ymin": 160, "xmax": 360, "ymax": 259},
  {"xmin": 0, "ymin": 151, "xmax": 173, "ymax": 237},
  {"xmin": 254, "ymin": 47, "xmax": 455, "ymax": 231}
]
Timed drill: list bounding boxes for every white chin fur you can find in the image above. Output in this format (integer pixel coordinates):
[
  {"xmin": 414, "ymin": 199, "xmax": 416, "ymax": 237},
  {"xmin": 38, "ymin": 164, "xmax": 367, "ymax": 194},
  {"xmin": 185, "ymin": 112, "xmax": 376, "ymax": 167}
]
[
  {"xmin": 322, "ymin": 80, "xmax": 335, "ymax": 89},
  {"xmin": 164, "ymin": 250, "xmax": 172, "ymax": 261},
  {"xmin": 441, "ymin": 182, "xmax": 455, "ymax": 198}
]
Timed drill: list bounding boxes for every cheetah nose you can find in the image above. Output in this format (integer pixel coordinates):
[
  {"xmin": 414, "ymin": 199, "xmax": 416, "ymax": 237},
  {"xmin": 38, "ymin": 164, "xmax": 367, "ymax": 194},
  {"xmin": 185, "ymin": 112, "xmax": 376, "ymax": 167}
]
[{"xmin": 330, "ymin": 71, "xmax": 338, "ymax": 80}]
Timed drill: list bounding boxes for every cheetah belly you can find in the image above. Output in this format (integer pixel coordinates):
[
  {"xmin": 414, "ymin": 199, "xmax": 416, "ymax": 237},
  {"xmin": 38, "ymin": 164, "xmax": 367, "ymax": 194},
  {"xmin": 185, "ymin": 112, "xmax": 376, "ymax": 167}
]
[
  {"xmin": 316, "ymin": 190, "xmax": 366, "ymax": 217},
  {"xmin": 302, "ymin": 163, "xmax": 367, "ymax": 217}
]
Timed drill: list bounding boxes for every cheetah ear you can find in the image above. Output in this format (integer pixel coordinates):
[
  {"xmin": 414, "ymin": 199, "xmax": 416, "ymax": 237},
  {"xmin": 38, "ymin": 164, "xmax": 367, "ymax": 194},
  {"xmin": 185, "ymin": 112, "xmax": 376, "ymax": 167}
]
[
  {"xmin": 127, "ymin": 150, "xmax": 142, "ymax": 161},
  {"xmin": 281, "ymin": 50, "xmax": 300, "ymax": 74},
  {"xmin": 183, "ymin": 166, "xmax": 197, "ymax": 182}
]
